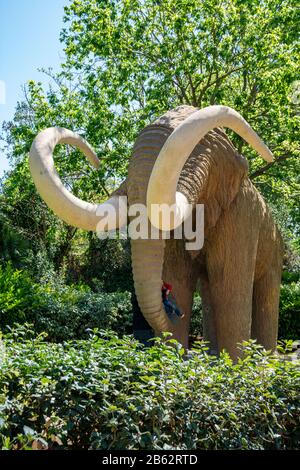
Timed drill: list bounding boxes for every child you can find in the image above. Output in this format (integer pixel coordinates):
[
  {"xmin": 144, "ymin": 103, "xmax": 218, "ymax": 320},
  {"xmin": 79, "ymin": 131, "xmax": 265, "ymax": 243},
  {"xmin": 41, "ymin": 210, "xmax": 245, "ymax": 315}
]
[{"xmin": 162, "ymin": 282, "xmax": 184, "ymax": 322}]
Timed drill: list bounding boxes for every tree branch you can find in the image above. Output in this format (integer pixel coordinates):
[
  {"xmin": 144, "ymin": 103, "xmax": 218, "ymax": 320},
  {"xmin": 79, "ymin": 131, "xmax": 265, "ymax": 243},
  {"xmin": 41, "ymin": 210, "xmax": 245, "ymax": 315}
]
[
  {"xmin": 250, "ymin": 152, "xmax": 295, "ymax": 179},
  {"xmin": 197, "ymin": 66, "xmax": 243, "ymax": 104}
]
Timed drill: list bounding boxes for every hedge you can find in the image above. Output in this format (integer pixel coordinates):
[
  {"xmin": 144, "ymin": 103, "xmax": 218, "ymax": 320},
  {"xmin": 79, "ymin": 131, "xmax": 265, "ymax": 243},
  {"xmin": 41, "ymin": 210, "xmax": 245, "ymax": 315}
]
[{"xmin": 0, "ymin": 326, "xmax": 299, "ymax": 450}]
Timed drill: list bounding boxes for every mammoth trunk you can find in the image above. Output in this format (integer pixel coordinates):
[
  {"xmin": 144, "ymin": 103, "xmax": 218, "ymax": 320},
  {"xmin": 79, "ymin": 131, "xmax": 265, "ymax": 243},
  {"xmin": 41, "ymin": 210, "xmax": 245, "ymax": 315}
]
[
  {"xmin": 131, "ymin": 239, "xmax": 172, "ymax": 332},
  {"xmin": 128, "ymin": 125, "xmax": 174, "ymax": 334}
]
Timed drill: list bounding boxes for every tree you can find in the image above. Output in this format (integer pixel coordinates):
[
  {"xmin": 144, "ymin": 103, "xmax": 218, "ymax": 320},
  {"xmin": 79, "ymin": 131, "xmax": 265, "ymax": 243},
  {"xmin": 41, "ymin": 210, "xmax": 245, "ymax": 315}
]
[
  {"xmin": 61, "ymin": 0, "xmax": 300, "ymax": 253},
  {"xmin": 1, "ymin": 0, "xmax": 299, "ymax": 276}
]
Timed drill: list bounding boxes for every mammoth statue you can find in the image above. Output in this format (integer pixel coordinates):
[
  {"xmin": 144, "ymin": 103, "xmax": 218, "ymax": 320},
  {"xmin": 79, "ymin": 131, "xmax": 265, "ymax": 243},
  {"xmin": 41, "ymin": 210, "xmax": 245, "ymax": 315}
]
[{"xmin": 29, "ymin": 105, "xmax": 283, "ymax": 360}]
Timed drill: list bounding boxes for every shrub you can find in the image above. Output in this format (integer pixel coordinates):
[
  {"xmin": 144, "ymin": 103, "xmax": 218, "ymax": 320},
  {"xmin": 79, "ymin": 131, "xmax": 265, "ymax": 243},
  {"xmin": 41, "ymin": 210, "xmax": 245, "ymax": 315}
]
[
  {"xmin": 82, "ymin": 238, "xmax": 133, "ymax": 293},
  {"xmin": 191, "ymin": 293, "xmax": 203, "ymax": 337},
  {"xmin": 279, "ymin": 280, "xmax": 300, "ymax": 340},
  {"xmin": 0, "ymin": 264, "xmax": 133, "ymax": 341},
  {"xmin": 0, "ymin": 263, "xmax": 37, "ymax": 327},
  {"xmin": 0, "ymin": 326, "xmax": 299, "ymax": 450},
  {"xmin": 34, "ymin": 283, "xmax": 133, "ymax": 341}
]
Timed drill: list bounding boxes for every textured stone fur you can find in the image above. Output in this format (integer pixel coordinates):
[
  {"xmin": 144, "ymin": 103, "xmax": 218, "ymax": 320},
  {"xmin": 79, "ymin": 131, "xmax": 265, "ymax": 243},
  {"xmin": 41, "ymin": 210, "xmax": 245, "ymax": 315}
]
[{"xmin": 129, "ymin": 105, "xmax": 283, "ymax": 358}]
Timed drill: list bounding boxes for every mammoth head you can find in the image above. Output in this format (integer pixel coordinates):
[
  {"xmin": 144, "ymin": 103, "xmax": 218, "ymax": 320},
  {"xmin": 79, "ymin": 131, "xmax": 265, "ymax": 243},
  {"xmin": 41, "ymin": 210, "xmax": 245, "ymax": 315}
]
[
  {"xmin": 29, "ymin": 106, "xmax": 273, "ymax": 339},
  {"xmin": 146, "ymin": 105, "xmax": 273, "ymax": 231}
]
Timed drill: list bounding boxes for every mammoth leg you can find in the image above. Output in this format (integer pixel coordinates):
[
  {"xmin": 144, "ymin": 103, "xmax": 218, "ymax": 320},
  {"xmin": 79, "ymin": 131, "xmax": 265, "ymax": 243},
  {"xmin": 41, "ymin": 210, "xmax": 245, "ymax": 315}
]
[
  {"xmin": 209, "ymin": 278, "xmax": 254, "ymax": 361},
  {"xmin": 206, "ymin": 201, "xmax": 259, "ymax": 361},
  {"xmin": 207, "ymin": 242, "xmax": 257, "ymax": 360},
  {"xmin": 251, "ymin": 267, "xmax": 281, "ymax": 352}
]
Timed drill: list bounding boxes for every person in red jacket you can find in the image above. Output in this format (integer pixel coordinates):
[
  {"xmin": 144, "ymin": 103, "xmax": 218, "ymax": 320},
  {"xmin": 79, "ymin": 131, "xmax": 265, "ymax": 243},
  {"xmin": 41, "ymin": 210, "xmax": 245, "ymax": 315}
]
[{"xmin": 162, "ymin": 282, "xmax": 184, "ymax": 322}]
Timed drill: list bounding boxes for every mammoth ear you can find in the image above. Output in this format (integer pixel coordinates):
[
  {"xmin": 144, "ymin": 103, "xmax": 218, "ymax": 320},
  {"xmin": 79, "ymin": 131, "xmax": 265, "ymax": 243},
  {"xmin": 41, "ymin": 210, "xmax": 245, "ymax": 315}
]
[
  {"xmin": 217, "ymin": 154, "xmax": 249, "ymax": 209},
  {"xmin": 202, "ymin": 129, "xmax": 249, "ymax": 229},
  {"xmin": 204, "ymin": 196, "xmax": 222, "ymax": 230}
]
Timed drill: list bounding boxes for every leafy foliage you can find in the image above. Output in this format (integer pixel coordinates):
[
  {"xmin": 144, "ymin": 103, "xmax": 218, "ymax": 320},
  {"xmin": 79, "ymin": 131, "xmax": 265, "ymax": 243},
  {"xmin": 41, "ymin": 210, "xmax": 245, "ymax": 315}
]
[
  {"xmin": 0, "ymin": 263, "xmax": 132, "ymax": 341},
  {"xmin": 81, "ymin": 237, "xmax": 133, "ymax": 292},
  {"xmin": 1, "ymin": 0, "xmax": 299, "ymax": 267},
  {"xmin": 60, "ymin": 0, "xmax": 300, "ymax": 242},
  {"xmin": 33, "ymin": 284, "xmax": 133, "ymax": 342},
  {"xmin": 0, "ymin": 2, "xmax": 299, "ymax": 452},
  {"xmin": 0, "ymin": 326, "xmax": 299, "ymax": 450},
  {"xmin": 279, "ymin": 277, "xmax": 300, "ymax": 340},
  {"xmin": 0, "ymin": 263, "xmax": 36, "ymax": 326},
  {"xmin": 191, "ymin": 293, "xmax": 203, "ymax": 337}
]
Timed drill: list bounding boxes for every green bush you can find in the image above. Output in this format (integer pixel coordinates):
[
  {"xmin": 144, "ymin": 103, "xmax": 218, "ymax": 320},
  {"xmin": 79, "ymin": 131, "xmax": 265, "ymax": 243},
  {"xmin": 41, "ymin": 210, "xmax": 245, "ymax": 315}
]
[
  {"xmin": 0, "ymin": 325, "xmax": 299, "ymax": 450},
  {"xmin": 34, "ymin": 282, "xmax": 133, "ymax": 341},
  {"xmin": 279, "ymin": 281, "xmax": 300, "ymax": 340},
  {"xmin": 0, "ymin": 263, "xmax": 37, "ymax": 326},
  {"xmin": 0, "ymin": 263, "xmax": 133, "ymax": 341},
  {"xmin": 191, "ymin": 293, "xmax": 203, "ymax": 337}
]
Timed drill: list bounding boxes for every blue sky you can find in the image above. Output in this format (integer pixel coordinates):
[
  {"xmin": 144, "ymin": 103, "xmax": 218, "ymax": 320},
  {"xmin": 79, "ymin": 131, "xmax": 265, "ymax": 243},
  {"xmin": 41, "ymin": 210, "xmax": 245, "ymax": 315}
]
[{"xmin": 0, "ymin": 0, "xmax": 68, "ymax": 176}]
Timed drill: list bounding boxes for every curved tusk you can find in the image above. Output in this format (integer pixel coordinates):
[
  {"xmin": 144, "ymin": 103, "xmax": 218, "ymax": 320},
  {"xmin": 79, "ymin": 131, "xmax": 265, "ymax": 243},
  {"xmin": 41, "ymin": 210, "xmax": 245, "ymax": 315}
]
[
  {"xmin": 147, "ymin": 105, "xmax": 273, "ymax": 230},
  {"xmin": 29, "ymin": 127, "xmax": 127, "ymax": 232}
]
